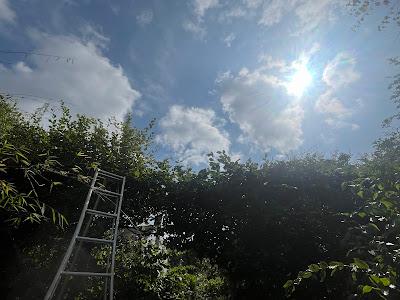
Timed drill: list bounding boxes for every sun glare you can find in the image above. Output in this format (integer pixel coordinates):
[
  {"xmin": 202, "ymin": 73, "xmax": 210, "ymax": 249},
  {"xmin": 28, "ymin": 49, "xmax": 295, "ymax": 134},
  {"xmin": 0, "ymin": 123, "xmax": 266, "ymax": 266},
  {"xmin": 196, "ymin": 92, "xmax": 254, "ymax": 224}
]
[{"xmin": 286, "ymin": 63, "xmax": 313, "ymax": 98}]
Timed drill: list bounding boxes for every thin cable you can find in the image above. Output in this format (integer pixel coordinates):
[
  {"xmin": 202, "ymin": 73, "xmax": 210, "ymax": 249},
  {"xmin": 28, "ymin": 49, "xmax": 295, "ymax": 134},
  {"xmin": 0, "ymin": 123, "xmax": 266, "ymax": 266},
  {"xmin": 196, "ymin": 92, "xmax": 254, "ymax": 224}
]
[
  {"xmin": 0, "ymin": 50, "xmax": 74, "ymax": 63},
  {"xmin": 0, "ymin": 89, "xmax": 77, "ymax": 108}
]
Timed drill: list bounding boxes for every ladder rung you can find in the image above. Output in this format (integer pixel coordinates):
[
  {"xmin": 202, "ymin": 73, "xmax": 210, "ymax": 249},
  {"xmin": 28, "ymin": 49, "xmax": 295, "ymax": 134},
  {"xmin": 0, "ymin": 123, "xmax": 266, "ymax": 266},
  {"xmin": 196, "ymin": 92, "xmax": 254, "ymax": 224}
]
[
  {"xmin": 86, "ymin": 209, "xmax": 117, "ymax": 218},
  {"xmin": 98, "ymin": 169, "xmax": 124, "ymax": 180},
  {"xmin": 62, "ymin": 271, "xmax": 112, "ymax": 277},
  {"xmin": 93, "ymin": 187, "xmax": 121, "ymax": 197},
  {"xmin": 98, "ymin": 173, "xmax": 123, "ymax": 181},
  {"xmin": 76, "ymin": 236, "xmax": 114, "ymax": 244}
]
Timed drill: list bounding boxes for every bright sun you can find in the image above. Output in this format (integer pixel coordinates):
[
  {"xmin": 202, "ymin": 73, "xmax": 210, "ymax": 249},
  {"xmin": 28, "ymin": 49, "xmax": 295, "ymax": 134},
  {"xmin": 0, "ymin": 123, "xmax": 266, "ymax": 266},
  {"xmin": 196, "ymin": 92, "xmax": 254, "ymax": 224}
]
[{"xmin": 286, "ymin": 63, "xmax": 313, "ymax": 98}]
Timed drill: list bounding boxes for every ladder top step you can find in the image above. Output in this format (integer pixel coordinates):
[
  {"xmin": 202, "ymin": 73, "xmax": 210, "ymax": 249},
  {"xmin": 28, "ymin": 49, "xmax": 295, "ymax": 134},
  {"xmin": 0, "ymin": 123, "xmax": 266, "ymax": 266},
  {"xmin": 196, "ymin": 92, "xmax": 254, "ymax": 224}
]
[
  {"xmin": 76, "ymin": 236, "xmax": 114, "ymax": 244},
  {"xmin": 86, "ymin": 209, "xmax": 117, "ymax": 218},
  {"xmin": 93, "ymin": 187, "xmax": 121, "ymax": 197},
  {"xmin": 62, "ymin": 271, "xmax": 112, "ymax": 277},
  {"xmin": 98, "ymin": 169, "xmax": 124, "ymax": 180}
]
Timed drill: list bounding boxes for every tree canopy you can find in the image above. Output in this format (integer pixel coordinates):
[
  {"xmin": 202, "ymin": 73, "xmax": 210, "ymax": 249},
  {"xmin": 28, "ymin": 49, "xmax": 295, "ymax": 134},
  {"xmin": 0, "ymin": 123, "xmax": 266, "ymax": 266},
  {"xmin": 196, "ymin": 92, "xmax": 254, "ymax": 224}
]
[{"xmin": 1, "ymin": 91, "xmax": 400, "ymax": 299}]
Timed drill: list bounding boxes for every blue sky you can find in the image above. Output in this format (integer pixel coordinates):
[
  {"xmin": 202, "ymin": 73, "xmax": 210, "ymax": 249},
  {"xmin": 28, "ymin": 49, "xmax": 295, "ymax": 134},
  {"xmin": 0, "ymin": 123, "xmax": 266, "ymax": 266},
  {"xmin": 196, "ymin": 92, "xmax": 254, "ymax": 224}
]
[{"xmin": 0, "ymin": 0, "xmax": 399, "ymax": 166}]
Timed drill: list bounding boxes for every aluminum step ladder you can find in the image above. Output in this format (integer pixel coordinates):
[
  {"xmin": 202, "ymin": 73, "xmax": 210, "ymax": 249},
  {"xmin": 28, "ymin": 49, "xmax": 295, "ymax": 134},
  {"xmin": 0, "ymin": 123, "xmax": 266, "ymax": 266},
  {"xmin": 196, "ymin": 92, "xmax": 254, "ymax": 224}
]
[{"xmin": 44, "ymin": 169, "xmax": 126, "ymax": 300}]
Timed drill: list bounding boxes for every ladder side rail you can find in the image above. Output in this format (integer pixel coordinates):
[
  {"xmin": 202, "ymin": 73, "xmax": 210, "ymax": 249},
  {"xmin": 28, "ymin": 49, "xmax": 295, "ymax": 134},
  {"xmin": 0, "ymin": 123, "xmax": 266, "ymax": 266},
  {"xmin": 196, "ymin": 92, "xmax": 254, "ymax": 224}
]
[
  {"xmin": 103, "ymin": 214, "xmax": 114, "ymax": 300},
  {"xmin": 55, "ymin": 193, "xmax": 103, "ymax": 300},
  {"xmin": 104, "ymin": 189, "xmax": 117, "ymax": 300},
  {"xmin": 109, "ymin": 176, "xmax": 126, "ymax": 300},
  {"xmin": 44, "ymin": 169, "xmax": 99, "ymax": 300}
]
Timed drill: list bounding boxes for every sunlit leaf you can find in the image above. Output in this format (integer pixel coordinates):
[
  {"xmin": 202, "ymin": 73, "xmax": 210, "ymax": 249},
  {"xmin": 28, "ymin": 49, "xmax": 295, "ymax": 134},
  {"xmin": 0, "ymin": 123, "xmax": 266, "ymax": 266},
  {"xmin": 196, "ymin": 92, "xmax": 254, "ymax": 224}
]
[{"xmin": 362, "ymin": 285, "xmax": 373, "ymax": 294}]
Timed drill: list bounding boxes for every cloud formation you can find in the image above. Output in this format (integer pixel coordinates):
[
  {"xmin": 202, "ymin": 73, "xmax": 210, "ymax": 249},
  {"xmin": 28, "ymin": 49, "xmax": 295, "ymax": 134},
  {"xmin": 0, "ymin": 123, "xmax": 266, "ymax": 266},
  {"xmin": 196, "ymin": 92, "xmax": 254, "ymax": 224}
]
[
  {"xmin": 215, "ymin": 45, "xmax": 323, "ymax": 153},
  {"xmin": 218, "ymin": 0, "xmax": 340, "ymax": 35},
  {"xmin": 194, "ymin": 0, "xmax": 219, "ymax": 18},
  {"xmin": 183, "ymin": 20, "xmax": 206, "ymax": 39},
  {"xmin": 184, "ymin": 0, "xmax": 219, "ymax": 39},
  {"xmin": 217, "ymin": 65, "xmax": 304, "ymax": 153},
  {"xmin": 316, "ymin": 52, "xmax": 360, "ymax": 129},
  {"xmin": 294, "ymin": 0, "xmax": 338, "ymax": 34},
  {"xmin": 223, "ymin": 33, "xmax": 236, "ymax": 47},
  {"xmin": 0, "ymin": 0, "xmax": 15, "ymax": 24},
  {"xmin": 136, "ymin": 10, "xmax": 154, "ymax": 26},
  {"xmin": 258, "ymin": 0, "xmax": 297, "ymax": 27},
  {"xmin": 0, "ymin": 31, "xmax": 140, "ymax": 122},
  {"xmin": 322, "ymin": 52, "xmax": 360, "ymax": 89},
  {"xmin": 157, "ymin": 105, "xmax": 230, "ymax": 166}
]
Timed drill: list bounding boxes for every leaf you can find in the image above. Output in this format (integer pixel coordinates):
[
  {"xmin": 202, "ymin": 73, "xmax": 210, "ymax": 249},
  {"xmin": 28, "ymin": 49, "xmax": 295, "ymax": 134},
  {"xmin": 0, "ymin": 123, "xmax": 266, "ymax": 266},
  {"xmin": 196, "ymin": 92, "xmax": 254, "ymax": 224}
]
[
  {"xmin": 380, "ymin": 199, "xmax": 394, "ymax": 209},
  {"xmin": 352, "ymin": 272, "xmax": 357, "ymax": 281},
  {"xmin": 301, "ymin": 271, "xmax": 312, "ymax": 279},
  {"xmin": 357, "ymin": 190, "xmax": 364, "ymax": 198},
  {"xmin": 368, "ymin": 223, "xmax": 380, "ymax": 232},
  {"xmin": 358, "ymin": 212, "xmax": 367, "ymax": 218},
  {"xmin": 308, "ymin": 264, "xmax": 320, "ymax": 273},
  {"xmin": 385, "ymin": 191, "xmax": 396, "ymax": 198},
  {"xmin": 380, "ymin": 278, "xmax": 390, "ymax": 287},
  {"xmin": 21, "ymin": 159, "xmax": 30, "ymax": 166},
  {"xmin": 329, "ymin": 261, "xmax": 344, "ymax": 270},
  {"xmin": 51, "ymin": 208, "xmax": 56, "ymax": 224},
  {"xmin": 353, "ymin": 258, "xmax": 369, "ymax": 270},
  {"xmin": 362, "ymin": 285, "xmax": 373, "ymax": 294},
  {"xmin": 16, "ymin": 151, "xmax": 28, "ymax": 161},
  {"xmin": 370, "ymin": 275, "xmax": 381, "ymax": 285},
  {"xmin": 283, "ymin": 280, "xmax": 293, "ymax": 289},
  {"xmin": 318, "ymin": 261, "xmax": 328, "ymax": 269}
]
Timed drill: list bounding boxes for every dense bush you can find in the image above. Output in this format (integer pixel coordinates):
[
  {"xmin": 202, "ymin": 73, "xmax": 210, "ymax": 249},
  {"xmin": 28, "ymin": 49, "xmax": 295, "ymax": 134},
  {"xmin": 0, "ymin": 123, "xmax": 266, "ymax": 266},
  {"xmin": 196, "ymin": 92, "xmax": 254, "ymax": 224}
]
[{"xmin": 1, "ymin": 95, "xmax": 400, "ymax": 299}]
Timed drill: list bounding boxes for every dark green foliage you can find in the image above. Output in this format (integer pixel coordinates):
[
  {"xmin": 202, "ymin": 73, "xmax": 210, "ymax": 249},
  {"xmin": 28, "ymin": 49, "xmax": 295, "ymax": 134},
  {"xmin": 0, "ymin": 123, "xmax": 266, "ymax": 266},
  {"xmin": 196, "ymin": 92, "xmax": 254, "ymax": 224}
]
[
  {"xmin": 93, "ymin": 235, "xmax": 228, "ymax": 299},
  {"xmin": 154, "ymin": 151, "xmax": 357, "ymax": 298},
  {"xmin": 1, "ymin": 94, "xmax": 400, "ymax": 299},
  {"xmin": 284, "ymin": 177, "xmax": 400, "ymax": 299}
]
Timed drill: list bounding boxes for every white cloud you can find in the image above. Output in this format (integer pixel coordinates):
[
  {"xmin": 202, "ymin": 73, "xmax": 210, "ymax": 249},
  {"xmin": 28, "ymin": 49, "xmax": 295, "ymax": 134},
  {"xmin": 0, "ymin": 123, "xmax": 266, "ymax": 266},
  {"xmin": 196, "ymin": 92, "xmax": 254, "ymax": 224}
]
[
  {"xmin": 214, "ymin": 46, "xmax": 323, "ymax": 153},
  {"xmin": 0, "ymin": 31, "xmax": 140, "ymax": 122},
  {"xmin": 325, "ymin": 118, "xmax": 360, "ymax": 130},
  {"xmin": 13, "ymin": 61, "xmax": 33, "ymax": 73},
  {"xmin": 184, "ymin": 0, "xmax": 219, "ymax": 38},
  {"xmin": 258, "ymin": 43, "xmax": 319, "ymax": 73},
  {"xmin": 80, "ymin": 24, "xmax": 110, "ymax": 49},
  {"xmin": 0, "ymin": 0, "xmax": 15, "ymax": 24},
  {"xmin": 244, "ymin": 0, "xmax": 263, "ymax": 9},
  {"xmin": 254, "ymin": 0, "xmax": 341, "ymax": 34},
  {"xmin": 213, "ymin": 0, "xmax": 342, "ymax": 33},
  {"xmin": 316, "ymin": 52, "xmax": 361, "ymax": 129},
  {"xmin": 223, "ymin": 33, "xmax": 236, "ymax": 47},
  {"xmin": 258, "ymin": 0, "xmax": 298, "ymax": 27},
  {"xmin": 258, "ymin": 54, "xmax": 287, "ymax": 70},
  {"xmin": 315, "ymin": 91, "xmax": 351, "ymax": 117},
  {"xmin": 322, "ymin": 52, "xmax": 360, "ymax": 89},
  {"xmin": 183, "ymin": 19, "xmax": 206, "ymax": 39},
  {"xmin": 218, "ymin": 6, "xmax": 247, "ymax": 22},
  {"xmin": 217, "ymin": 64, "xmax": 304, "ymax": 153},
  {"xmin": 294, "ymin": 0, "xmax": 337, "ymax": 34},
  {"xmin": 194, "ymin": 0, "xmax": 219, "ymax": 18},
  {"xmin": 110, "ymin": 3, "xmax": 120, "ymax": 15},
  {"xmin": 156, "ymin": 105, "xmax": 231, "ymax": 166},
  {"xmin": 136, "ymin": 10, "xmax": 154, "ymax": 26}
]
